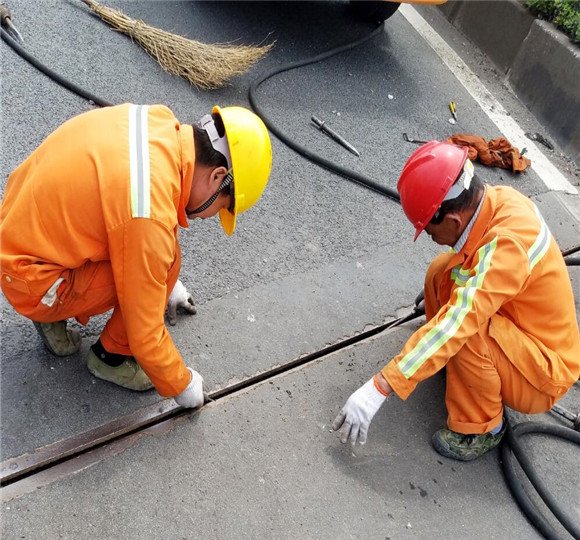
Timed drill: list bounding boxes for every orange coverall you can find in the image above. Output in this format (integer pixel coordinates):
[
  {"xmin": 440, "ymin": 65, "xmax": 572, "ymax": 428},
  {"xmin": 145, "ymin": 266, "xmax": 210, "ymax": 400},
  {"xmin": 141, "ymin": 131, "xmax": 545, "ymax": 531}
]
[
  {"xmin": 382, "ymin": 186, "xmax": 580, "ymax": 434},
  {"xmin": 0, "ymin": 104, "xmax": 194, "ymax": 397}
]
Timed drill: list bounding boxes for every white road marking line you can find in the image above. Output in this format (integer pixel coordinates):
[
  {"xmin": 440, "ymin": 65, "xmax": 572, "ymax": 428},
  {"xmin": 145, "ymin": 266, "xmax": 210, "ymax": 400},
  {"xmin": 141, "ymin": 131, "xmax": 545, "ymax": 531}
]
[{"xmin": 399, "ymin": 4, "xmax": 578, "ymax": 196}]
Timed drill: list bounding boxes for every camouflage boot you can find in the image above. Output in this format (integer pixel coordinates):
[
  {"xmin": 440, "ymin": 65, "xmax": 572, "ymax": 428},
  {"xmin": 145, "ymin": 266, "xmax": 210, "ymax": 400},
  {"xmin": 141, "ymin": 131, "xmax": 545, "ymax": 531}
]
[
  {"xmin": 86, "ymin": 339, "xmax": 153, "ymax": 391},
  {"xmin": 431, "ymin": 422, "xmax": 506, "ymax": 461},
  {"xmin": 33, "ymin": 321, "xmax": 81, "ymax": 356}
]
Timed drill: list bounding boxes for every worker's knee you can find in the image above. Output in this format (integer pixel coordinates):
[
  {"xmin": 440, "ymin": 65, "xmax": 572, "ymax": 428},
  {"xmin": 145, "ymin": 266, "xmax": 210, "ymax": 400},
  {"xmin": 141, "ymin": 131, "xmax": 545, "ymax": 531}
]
[
  {"xmin": 503, "ymin": 390, "xmax": 556, "ymax": 415},
  {"xmin": 1, "ymin": 284, "xmax": 46, "ymax": 321},
  {"xmin": 424, "ymin": 252, "xmax": 454, "ymax": 318}
]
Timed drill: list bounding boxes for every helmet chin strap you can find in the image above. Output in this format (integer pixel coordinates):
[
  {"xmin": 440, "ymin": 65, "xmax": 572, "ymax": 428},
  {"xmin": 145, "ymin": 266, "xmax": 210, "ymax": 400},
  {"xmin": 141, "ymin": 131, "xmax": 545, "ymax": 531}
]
[
  {"xmin": 188, "ymin": 114, "xmax": 234, "ymax": 216},
  {"xmin": 187, "ymin": 171, "xmax": 233, "ymax": 215}
]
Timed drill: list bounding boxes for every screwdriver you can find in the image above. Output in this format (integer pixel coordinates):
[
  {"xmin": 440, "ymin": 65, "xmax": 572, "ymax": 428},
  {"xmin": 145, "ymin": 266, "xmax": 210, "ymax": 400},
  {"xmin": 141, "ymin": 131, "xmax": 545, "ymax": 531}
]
[
  {"xmin": 311, "ymin": 116, "xmax": 360, "ymax": 157},
  {"xmin": 449, "ymin": 101, "xmax": 458, "ymax": 122}
]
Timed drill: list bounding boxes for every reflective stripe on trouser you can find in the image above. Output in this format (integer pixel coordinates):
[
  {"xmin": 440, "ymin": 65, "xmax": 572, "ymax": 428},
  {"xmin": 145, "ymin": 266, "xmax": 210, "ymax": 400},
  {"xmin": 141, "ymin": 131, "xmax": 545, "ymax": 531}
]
[
  {"xmin": 424, "ymin": 253, "xmax": 555, "ymax": 435},
  {"xmin": 3, "ymin": 251, "xmax": 181, "ymax": 357}
]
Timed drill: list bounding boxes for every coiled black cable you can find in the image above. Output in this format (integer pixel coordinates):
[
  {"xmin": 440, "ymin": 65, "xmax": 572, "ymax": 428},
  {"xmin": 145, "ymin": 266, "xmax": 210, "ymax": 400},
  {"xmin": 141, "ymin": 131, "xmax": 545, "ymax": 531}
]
[
  {"xmin": 1, "ymin": 26, "xmax": 111, "ymax": 107},
  {"xmin": 501, "ymin": 420, "xmax": 580, "ymax": 539}
]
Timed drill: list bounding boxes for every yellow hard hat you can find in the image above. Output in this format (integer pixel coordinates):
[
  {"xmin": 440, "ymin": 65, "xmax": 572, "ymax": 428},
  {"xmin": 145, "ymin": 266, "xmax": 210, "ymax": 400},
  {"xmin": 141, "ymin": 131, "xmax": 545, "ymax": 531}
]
[{"xmin": 211, "ymin": 105, "xmax": 272, "ymax": 236}]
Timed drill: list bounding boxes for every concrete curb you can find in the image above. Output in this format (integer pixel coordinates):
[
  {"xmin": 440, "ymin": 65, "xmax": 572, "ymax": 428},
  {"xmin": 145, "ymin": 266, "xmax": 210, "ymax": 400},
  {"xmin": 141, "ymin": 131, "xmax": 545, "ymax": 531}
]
[{"xmin": 437, "ymin": 0, "xmax": 579, "ymax": 163}]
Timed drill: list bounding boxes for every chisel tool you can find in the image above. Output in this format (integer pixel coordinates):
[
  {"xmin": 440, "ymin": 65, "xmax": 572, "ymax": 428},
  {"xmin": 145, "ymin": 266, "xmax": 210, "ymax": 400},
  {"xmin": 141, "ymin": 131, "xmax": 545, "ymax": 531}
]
[{"xmin": 311, "ymin": 115, "xmax": 360, "ymax": 157}]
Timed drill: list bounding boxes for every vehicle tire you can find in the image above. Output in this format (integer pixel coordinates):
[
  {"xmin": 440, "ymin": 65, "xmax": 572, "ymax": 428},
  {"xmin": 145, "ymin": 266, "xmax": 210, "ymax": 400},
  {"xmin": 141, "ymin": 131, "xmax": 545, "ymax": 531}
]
[{"xmin": 349, "ymin": 1, "xmax": 400, "ymax": 23}]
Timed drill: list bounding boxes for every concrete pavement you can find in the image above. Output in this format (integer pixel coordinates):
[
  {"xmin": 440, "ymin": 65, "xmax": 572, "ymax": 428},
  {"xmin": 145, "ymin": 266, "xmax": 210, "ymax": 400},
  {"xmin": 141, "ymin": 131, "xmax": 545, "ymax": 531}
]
[{"xmin": 4, "ymin": 326, "xmax": 569, "ymax": 539}]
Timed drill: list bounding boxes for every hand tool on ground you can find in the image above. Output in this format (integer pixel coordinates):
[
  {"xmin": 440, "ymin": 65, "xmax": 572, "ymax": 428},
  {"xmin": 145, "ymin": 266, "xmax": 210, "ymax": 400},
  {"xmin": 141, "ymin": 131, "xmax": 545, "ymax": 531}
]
[
  {"xmin": 402, "ymin": 133, "xmax": 429, "ymax": 145},
  {"xmin": 525, "ymin": 131, "xmax": 554, "ymax": 150},
  {"xmin": 449, "ymin": 101, "xmax": 458, "ymax": 121},
  {"xmin": 550, "ymin": 402, "xmax": 580, "ymax": 431},
  {"xmin": 0, "ymin": 2, "xmax": 23, "ymax": 42},
  {"xmin": 311, "ymin": 116, "xmax": 360, "ymax": 157}
]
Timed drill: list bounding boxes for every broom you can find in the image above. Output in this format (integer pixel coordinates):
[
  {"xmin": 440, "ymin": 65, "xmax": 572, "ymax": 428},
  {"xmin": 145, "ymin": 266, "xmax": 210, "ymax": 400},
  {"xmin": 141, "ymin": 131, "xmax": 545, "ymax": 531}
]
[{"xmin": 81, "ymin": 0, "xmax": 273, "ymax": 90}]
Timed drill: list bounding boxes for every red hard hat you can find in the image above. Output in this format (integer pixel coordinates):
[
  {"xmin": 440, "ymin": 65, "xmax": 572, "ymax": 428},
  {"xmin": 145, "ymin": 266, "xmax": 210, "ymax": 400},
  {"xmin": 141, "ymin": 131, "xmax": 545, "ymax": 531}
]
[{"xmin": 397, "ymin": 141, "xmax": 468, "ymax": 241}]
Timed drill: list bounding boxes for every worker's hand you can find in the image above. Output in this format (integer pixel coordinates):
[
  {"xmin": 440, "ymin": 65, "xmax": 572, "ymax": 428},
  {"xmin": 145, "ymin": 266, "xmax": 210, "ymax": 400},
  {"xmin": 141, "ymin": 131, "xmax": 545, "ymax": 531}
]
[
  {"xmin": 174, "ymin": 367, "xmax": 204, "ymax": 408},
  {"xmin": 167, "ymin": 280, "xmax": 196, "ymax": 326},
  {"xmin": 332, "ymin": 376, "xmax": 388, "ymax": 446}
]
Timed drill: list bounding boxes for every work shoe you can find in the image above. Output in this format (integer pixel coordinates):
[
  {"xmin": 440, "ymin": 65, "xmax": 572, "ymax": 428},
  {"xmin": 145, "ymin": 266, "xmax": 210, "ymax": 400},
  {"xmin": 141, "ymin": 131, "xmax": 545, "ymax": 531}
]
[
  {"xmin": 431, "ymin": 422, "xmax": 506, "ymax": 461},
  {"xmin": 86, "ymin": 341, "xmax": 153, "ymax": 392},
  {"xmin": 33, "ymin": 320, "xmax": 81, "ymax": 356}
]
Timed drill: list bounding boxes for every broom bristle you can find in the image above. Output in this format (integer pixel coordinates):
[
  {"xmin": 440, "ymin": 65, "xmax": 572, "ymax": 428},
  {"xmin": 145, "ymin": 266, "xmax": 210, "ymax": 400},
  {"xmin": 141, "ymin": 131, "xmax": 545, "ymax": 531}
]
[{"xmin": 83, "ymin": 0, "xmax": 273, "ymax": 89}]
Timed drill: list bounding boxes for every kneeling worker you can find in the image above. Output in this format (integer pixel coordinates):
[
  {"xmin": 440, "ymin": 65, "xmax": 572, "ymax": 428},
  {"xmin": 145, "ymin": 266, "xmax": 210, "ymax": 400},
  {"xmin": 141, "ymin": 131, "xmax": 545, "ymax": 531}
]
[
  {"xmin": 1, "ymin": 103, "xmax": 272, "ymax": 409},
  {"xmin": 333, "ymin": 141, "xmax": 580, "ymax": 460}
]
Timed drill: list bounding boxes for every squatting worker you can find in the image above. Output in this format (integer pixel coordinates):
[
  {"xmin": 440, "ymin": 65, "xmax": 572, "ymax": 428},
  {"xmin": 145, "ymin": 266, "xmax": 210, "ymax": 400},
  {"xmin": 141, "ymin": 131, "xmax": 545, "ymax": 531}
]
[
  {"xmin": 0, "ymin": 103, "xmax": 272, "ymax": 408},
  {"xmin": 333, "ymin": 141, "xmax": 580, "ymax": 461}
]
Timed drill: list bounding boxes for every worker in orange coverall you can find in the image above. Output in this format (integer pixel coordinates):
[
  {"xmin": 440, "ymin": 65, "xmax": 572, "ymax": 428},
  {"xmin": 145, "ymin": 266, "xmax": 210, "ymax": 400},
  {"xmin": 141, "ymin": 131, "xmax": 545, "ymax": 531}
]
[
  {"xmin": 333, "ymin": 141, "xmax": 580, "ymax": 461},
  {"xmin": 0, "ymin": 103, "xmax": 272, "ymax": 408}
]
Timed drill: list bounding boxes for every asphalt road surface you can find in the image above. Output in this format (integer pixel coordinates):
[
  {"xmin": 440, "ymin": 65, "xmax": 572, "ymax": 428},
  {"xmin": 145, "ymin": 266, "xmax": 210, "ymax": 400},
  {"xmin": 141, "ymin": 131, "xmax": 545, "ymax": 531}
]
[{"xmin": 1, "ymin": 2, "xmax": 579, "ymax": 538}]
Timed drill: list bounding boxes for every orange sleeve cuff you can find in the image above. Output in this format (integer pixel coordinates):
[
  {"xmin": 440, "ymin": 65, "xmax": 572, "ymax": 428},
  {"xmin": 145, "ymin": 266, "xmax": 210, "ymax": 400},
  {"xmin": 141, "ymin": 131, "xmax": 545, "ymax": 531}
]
[
  {"xmin": 381, "ymin": 360, "xmax": 416, "ymax": 401},
  {"xmin": 155, "ymin": 360, "xmax": 191, "ymax": 397}
]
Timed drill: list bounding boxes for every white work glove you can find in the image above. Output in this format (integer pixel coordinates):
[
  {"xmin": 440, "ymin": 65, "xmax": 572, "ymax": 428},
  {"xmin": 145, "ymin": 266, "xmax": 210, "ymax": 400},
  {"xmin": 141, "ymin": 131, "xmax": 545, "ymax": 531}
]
[
  {"xmin": 174, "ymin": 367, "xmax": 205, "ymax": 408},
  {"xmin": 332, "ymin": 377, "xmax": 387, "ymax": 446},
  {"xmin": 167, "ymin": 280, "xmax": 196, "ymax": 326}
]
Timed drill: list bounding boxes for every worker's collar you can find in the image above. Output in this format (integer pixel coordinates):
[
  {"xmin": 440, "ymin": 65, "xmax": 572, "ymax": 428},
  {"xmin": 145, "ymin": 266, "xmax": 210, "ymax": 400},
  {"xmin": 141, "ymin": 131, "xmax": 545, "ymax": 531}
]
[
  {"xmin": 177, "ymin": 124, "xmax": 195, "ymax": 228},
  {"xmin": 452, "ymin": 184, "xmax": 487, "ymax": 253},
  {"xmin": 452, "ymin": 186, "xmax": 496, "ymax": 260}
]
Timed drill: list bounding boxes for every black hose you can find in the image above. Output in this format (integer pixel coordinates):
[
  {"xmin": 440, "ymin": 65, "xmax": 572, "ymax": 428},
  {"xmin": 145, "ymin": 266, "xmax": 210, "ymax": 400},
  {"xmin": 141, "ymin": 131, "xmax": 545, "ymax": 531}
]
[
  {"xmin": 249, "ymin": 23, "xmax": 400, "ymax": 202},
  {"xmin": 501, "ymin": 420, "xmax": 580, "ymax": 539},
  {"xmin": 501, "ymin": 444, "xmax": 558, "ymax": 539},
  {"xmin": 0, "ymin": 26, "xmax": 112, "ymax": 107}
]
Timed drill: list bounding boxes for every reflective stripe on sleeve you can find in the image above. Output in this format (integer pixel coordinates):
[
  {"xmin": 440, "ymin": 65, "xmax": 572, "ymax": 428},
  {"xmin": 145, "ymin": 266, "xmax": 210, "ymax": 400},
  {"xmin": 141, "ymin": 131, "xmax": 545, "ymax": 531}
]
[
  {"xmin": 398, "ymin": 238, "xmax": 498, "ymax": 379},
  {"xmin": 528, "ymin": 205, "xmax": 551, "ymax": 271},
  {"xmin": 451, "ymin": 266, "xmax": 471, "ymax": 287},
  {"xmin": 128, "ymin": 104, "xmax": 151, "ymax": 218}
]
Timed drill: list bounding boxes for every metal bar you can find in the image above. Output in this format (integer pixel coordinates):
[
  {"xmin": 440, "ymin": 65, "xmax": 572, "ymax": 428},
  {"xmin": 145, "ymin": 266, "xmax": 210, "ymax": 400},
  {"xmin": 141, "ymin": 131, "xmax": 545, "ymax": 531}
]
[
  {"xmin": 402, "ymin": 133, "xmax": 428, "ymax": 145},
  {"xmin": 551, "ymin": 403, "xmax": 575, "ymax": 422},
  {"xmin": 311, "ymin": 116, "xmax": 360, "ymax": 157},
  {"xmin": 550, "ymin": 402, "xmax": 580, "ymax": 431},
  {"xmin": 0, "ymin": 308, "xmax": 424, "ymax": 488},
  {"xmin": 561, "ymin": 244, "xmax": 580, "ymax": 257},
  {"xmin": 0, "ymin": 400, "xmax": 180, "ymax": 485}
]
